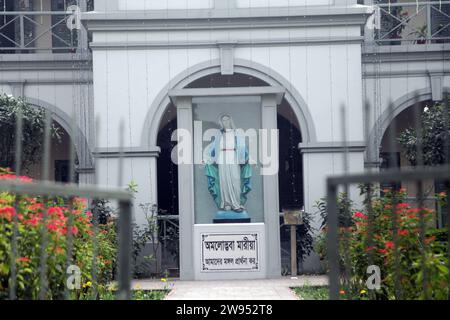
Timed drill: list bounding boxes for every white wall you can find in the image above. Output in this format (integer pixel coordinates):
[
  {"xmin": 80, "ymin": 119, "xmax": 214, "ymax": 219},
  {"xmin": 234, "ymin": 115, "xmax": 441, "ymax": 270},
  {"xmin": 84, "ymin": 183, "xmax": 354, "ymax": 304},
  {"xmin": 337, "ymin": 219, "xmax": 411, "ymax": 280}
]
[
  {"xmin": 118, "ymin": 0, "xmax": 214, "ymax": 10},
  {"xmin": 236, "ymin": 0, "xmax": 333, "ymax": 7},
  {"xmin": 91, "ymin": 18, "xmax": 365, "ymax": 227},
  {"xmin": 93, "ymin": 24, "xmax": 363, "ymax": 147}
]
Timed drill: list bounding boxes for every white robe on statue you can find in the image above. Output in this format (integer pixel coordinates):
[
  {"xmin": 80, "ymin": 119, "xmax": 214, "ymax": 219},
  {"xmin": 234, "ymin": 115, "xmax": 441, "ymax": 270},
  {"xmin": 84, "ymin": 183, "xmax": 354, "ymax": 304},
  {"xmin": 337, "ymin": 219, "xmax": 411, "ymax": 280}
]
[{"xmin": 218, "ymin": 129, "xmax": 244, "ymax": 211}]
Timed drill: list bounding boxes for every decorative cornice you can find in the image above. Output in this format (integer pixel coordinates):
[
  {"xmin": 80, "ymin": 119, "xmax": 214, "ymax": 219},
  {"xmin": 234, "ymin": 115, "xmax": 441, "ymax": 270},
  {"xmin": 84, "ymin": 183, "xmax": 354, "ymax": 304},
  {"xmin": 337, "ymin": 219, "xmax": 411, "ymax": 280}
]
[
  {"xmin": 362, "ymin": 69, "xmax": 450, "ymax": 79},
  {"xmin": 299, "ymin": 141, "xmax": 366, "ymax": 154},
  {"xmin": 169, "ymin": 86, "xmax": 285, "ymax": 105},
  {"xmin": 94, "ymin": 147, "xmax": 161, "ymax": 158},
  {"xmin": 82, "ymin": 6, "xmax": 372, "ymax": 32},
  {"xmin": 0, "ymin": 53, "xmax": 92, "ymax": 72},
  {"xmin": 362, "ymin": 44, "xmax": 450, "ymax": 63},
  {"xmin": 89, "ymin": 36, "xmax": 364, "ymax": 50},
  {"xmin": 77, "ymin": 167, "xmax": 95, "ymax": 174}
]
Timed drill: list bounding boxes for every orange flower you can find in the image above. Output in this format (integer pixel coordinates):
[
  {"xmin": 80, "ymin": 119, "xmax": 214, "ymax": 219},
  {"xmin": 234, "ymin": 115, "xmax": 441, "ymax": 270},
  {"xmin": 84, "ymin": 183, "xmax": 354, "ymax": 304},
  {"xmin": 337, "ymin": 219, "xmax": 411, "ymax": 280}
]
[{"xmin": 425, "ymin": 236, "xmax": 436, "ymax": 244}]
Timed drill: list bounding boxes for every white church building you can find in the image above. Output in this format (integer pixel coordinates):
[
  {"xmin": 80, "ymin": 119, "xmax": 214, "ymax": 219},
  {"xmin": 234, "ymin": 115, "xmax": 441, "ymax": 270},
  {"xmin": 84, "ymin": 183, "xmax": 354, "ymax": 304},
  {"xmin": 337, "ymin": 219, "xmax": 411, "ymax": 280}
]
[{"xmin": 0, "ymin": 0, "xmax": 449, "ymax": 279}]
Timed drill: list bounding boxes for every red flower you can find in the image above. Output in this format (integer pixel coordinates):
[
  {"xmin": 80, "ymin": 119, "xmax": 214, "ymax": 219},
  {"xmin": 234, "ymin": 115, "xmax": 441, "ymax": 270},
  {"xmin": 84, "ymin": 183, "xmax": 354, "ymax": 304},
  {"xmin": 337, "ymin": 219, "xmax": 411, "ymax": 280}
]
[
  {"xmin": 17, "ymin": 257, "xmax": 31, "ymax": 263},
  {"xmin": 47, "ymin": 223, "xmax": 58, "ymax": 232},
  {"xmin": 0, "ymin": 207, "xmax": 15, "ymax": 221},
  {"xmin": 0, "ymin": 174, "xmax": 32, "ymax": 183},
  {"xmin": 397, "ymin": 229, "xmax": 409, "ymax": 236},
  {"xmin": 378, "ymin": 249, "xmax": 388, "ymax": 254},
  {"xmin": 396, "ymin": 203, "xmax": 409, "ymax": 209},
  {"xmin": 25, "ymin": 216, "xmax": 40, "ymax": 226},
  {"xmin": 385, "ymin": 241, "xmax": 395, "ymax": 249},
  {"xmin": 353, "ymin": 211, "xmax": 368, "ymax": 219},
  {"xmin": 70, "ymin": 226, "xmax": 79, "ymax": 235},
  {"xmin": 48, "ymin": 207, "xmax": 64, "ymax": 219}
]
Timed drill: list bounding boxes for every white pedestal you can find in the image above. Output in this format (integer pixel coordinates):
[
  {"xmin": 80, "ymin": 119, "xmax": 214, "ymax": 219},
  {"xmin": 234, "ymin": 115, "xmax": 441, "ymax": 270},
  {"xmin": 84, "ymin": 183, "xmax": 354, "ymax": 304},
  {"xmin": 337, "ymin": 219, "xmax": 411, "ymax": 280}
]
[{"xmin": 193, "ymin": 223, "xmax": 266, "ymax": 280}]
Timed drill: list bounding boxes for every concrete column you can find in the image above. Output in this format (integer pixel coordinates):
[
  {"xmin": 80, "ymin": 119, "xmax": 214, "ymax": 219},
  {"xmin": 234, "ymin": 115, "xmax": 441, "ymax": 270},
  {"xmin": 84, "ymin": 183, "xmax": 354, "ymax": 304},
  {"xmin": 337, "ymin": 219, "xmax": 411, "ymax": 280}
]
[
  {"xmin": 261, "ymin": 94, "xmax": 281, "ymax": 278},
  {"xmin": 174, "ymin": 96, "xmax": 195, "ymax": 280},
  {"xmin": 78, "ymin": 167, "xmax": 95, "ymax": 185}
]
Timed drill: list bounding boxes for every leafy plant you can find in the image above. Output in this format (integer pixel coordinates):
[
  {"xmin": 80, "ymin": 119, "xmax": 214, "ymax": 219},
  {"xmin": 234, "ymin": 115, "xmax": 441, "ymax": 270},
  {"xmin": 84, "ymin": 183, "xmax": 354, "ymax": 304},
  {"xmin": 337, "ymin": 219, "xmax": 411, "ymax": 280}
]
[
  {"xmin": 398, "ymin": 102, "xmax": 450, "ymax": 166},
  {"xmin": 293, "ymin": 285, "xmax": 329, "ymax": 300},
  {"xmin": 315, "ymin": 193, "xmax": 355, "ymax": 230},
  {"xmin": 296, "ymin": 210, "xmax": 315, "ymax": 266},
  {"xmin": 0, "ymin": 168, "xmax": 117, "ymax": 300},
  {"xmin": 317, "ymin": 187, "xmax": 449, "ymax": 299},
  {"xmin": 132, "ymin": 203, "xmax": 160, "ymax": 278},
  {"xmin": 0, "ymin": 94, "xmax": 62, "ymax": 173}
]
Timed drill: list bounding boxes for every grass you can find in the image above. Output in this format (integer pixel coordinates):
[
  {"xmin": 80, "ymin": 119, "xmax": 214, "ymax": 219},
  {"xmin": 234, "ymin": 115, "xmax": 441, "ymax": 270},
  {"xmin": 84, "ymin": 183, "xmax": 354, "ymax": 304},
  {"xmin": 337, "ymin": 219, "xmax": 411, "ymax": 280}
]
[
  {"xmin": 98, "ymin": 289, "xmax": 170, "ymax": 300},
  {"xmin": 132, "ymin": 289, "xmax": 169, "ymax": 300},
  {"xmin": 292, "ymin": 286, "xmax": 329, "ymax": 300}
]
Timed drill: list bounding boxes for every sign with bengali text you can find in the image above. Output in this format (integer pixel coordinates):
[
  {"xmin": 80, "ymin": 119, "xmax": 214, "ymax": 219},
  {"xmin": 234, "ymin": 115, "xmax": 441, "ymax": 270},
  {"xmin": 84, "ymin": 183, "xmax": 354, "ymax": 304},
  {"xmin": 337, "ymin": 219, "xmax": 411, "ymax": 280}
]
[{"xmin": 201, "ymin": 233, "xmax": 259, "ymax": 272}]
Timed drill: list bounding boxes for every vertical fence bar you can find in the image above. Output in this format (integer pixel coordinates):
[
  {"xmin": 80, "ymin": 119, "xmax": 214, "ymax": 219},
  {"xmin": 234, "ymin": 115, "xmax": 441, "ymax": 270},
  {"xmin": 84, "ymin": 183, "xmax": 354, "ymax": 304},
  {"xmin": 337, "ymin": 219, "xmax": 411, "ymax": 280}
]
[
  {"xmin": 444, "ymin": 93, "xmax": 450, "ymax": 300},
  {"xmin": 412, "ymin": 93, "xmax": 429, "ymax": 299},
  {"xmin": 327, "ymin": 181, "xmax": 339, "ymax": 300},
  {"xmin": 38, "ymin": 111, "xmax": 52, "ymax": 300},
  {"xmin": 91, "ymin": 198, "xmax": 99, "ymax": 300},
  {"xmin": 427, "ymin": 3, "xmax": 432, "ymax": 44},
  {"xmin": 41, "ymin": 111, "xmax": 52, "ymax": 182},
  {"xmin": 64, "ymin": 113, "xmax": 78, "ymax": 300},
  {"xmin": 117, "ymin": 199, "xmax": 132, "ymax": 300},
  {"xmin": 9, "ymin": 104, "xmax": 24, "ymax": 300},
  {"xmin": 19, "ymin": 14, "xmax": 25, "ymax": 49},
  {"xmin": 386, "ymin": 101, "xmax": 402, "ymax": 299},
  {"xmin": 365, "ymin": 183, "xmax": 377, "ymax": 299},
  {"xmin": 64, "ymin": 196, "xmax": 75, "ymax": 300},
  {"xmin": 340, "ymin": 105, "xmax": 352, "ymax": 298}
]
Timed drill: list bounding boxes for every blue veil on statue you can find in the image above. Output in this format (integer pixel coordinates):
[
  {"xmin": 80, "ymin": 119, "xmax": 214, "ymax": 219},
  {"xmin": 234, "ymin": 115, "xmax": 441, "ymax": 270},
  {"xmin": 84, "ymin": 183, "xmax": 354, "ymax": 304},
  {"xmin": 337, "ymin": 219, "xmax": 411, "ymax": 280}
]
[{"xmin": 204, "ymin": 114, "xmax": 252, "ymax": 223}]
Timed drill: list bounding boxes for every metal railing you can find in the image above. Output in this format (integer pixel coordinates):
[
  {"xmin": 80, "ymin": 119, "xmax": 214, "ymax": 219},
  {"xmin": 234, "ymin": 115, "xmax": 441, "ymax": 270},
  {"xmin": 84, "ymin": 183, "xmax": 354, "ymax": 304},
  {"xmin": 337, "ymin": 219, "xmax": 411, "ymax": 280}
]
[
  {"xmin": 0, "ymin": 180, "xmax": 133, "ymax": 300},
  {"xmin": 0, "ymin": 10, "xmax": 84, "ymax": 53},
  {"xmin": 373, "ymin": 1, "xmax": 450, "ymax": 45}
]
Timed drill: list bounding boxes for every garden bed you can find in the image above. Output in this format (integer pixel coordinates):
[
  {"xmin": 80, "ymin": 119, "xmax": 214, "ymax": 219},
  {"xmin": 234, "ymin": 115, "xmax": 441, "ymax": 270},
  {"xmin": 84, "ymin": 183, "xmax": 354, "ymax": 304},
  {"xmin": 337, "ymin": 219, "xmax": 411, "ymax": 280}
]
[{"xmin": 292, "ymin": 286, "xmax": 329, "ymax": 300}]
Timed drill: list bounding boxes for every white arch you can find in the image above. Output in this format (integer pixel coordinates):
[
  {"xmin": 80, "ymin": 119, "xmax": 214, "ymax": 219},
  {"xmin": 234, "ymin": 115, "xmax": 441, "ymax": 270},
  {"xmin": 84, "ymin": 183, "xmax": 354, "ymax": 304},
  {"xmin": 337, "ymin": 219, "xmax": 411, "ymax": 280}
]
[
  {"xmin": 23, "ymin": 97, "xmax": 94, "ymax": 169},
  {"xmin": 367, "ymin": 87, "xmax": 450, "ymax": 162},
  {"xmin": 140, "ymin": 58, "xmax": 317, "ymax": 148}
]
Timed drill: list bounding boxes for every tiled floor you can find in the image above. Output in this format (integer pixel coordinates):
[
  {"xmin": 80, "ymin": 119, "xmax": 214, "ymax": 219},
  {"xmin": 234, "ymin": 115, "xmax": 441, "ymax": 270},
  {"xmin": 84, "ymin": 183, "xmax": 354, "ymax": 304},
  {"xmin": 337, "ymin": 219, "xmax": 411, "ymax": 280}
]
[{"xmin": 132, "ymin": 275, "xmax": 328, "ymax": 300}]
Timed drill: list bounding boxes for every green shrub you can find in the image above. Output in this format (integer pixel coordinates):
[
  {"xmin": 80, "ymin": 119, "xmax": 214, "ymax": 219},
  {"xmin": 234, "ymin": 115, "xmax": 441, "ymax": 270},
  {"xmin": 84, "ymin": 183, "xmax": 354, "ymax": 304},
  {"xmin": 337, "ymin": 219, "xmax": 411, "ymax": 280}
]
[
  {"xmin": 317, "ymin": 187, "xmax": 449, "ymax": 300},
  {"xmin": 0, "ymin": 168, "xmax": 117, "ymax": 299}
]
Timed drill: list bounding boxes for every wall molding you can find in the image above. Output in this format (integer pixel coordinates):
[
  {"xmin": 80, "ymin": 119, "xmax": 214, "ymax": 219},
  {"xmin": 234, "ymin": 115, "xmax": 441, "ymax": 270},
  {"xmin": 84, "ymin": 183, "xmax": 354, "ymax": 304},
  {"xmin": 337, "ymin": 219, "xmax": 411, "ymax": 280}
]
[
  {"xmin": 363, "ymin": 44, "xmax": 450, "ymax": 63},
  {"xmin": 299, "ymin": 141, "xmax": 366, "ymax": 154},
  {"xmin": 89, "ymin": 36, "xmax": 364, "ymax": 50},
  {"xmin": 94, "ymin": 147, "xmax": 161, "ymax": 158},
  {"xmin": 83, "ymin": 6, "xmax": 372, "ymax": 32}
]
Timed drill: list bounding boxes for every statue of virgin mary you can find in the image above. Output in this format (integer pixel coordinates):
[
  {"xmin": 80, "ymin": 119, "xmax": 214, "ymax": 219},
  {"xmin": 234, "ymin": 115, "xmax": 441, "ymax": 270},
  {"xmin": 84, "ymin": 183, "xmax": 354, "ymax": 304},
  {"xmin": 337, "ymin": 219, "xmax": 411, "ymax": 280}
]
[{"xmin": 204, "ymin": 114, "xmax": 252, "ymax": 222}]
